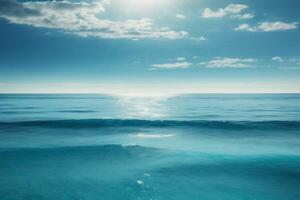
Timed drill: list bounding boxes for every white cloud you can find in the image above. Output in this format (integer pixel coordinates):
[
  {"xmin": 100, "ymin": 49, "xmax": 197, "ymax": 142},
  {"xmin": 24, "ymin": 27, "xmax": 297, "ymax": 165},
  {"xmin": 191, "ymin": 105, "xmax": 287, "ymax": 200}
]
[
  {"xmin": 176, "ymin": 14, "xmax": 186, "ymax": 19},
  {"xmin": 272, "ymin": 56, "xmax": 283, "ymax": 62},
  {"xmin": 202, "ymin": 4, "xmax": 250, "ymax": 19},
  {"xmin": 176, "ymin": 57, "xmax": 186, "ymax": 61},
  {"xmin": 0, "ymin": 0, "xmax": 188, "ymax": 40},
  {"xmin": 231, "ymin": 13, "xmax": 254, "ymax": 19},
  {"xmin": 199, "ymin": 57, "xmax": 256, "ymax": 68},
  {"xmin": 202, "ymin": 8, "xmax": 226, "ymax": 18},
  {"xmin": 234, "ymin": 24, "xmax": 256, "ymax": 31},
  {"xmin": 152, "ymin": 62, "xmax": 191, "ymax": 69},
  {"xmin": 258, "ymin": 22, "xmax": 298, "ymax": 32},
  {"xmin": 224, "ymin": 4, "xmax": 248, "ymax": 14},
  {"xmin": 235, "ymin": 22, "xmax": 298, "ymax": 32}
]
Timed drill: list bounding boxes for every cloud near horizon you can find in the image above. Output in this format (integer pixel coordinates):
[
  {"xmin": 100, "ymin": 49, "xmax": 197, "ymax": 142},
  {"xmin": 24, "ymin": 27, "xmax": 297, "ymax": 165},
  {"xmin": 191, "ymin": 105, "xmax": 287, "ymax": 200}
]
[
  {"xmin": 199, "ymin": 57, "xmax": 256, "ymax": 68},
  {"xmin": 0, "ymin": 0, "xmax": 188, "ymax": 40},
  {"xmin": 151, "ymin": 62, "xmax": 192, "ymax": 69}
]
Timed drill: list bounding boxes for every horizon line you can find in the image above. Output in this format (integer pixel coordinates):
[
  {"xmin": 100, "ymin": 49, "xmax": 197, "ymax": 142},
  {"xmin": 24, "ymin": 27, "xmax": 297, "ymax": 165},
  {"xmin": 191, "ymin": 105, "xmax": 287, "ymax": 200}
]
[{"xmin": 1, "ymin": 92, "xmax": 299, "ymax": 95}]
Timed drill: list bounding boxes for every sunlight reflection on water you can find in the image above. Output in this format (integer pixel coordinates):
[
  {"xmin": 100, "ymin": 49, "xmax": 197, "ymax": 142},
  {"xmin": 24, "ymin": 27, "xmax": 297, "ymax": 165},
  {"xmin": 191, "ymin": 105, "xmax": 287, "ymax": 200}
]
[{"xmin": 116, "ymin": 93, "xmax": 177, "ymax": 119}]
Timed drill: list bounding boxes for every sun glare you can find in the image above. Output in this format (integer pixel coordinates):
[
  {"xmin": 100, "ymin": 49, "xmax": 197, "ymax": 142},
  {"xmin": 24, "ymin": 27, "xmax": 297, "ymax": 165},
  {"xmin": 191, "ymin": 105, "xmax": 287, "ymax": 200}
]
[{"xmin": 122, "ymin": 0, "xmax": 169, "ymax": 12}]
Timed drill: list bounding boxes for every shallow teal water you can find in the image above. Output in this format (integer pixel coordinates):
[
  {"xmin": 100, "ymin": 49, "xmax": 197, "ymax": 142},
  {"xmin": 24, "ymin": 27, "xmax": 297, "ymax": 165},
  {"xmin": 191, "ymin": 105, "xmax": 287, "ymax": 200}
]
[{"xmin": 0, "ymin": 94, "xmax": 300, "ymax": 200}]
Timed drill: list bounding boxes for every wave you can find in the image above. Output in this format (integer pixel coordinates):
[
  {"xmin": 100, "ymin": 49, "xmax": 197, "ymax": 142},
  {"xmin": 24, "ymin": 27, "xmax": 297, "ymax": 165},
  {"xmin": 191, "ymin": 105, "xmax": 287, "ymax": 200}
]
[
  {"xmin": 134, "ymin": 133, "xmax": 175, "ymax": 138},
  {"xmin": 0, "ymin": 119, "xmax": 300, "ymax": 130},
  {"xmin": 0, "ymin": 144, "xmax": 152, "ymax": 153},
  {"xmin": 0, "ymin": 144, "xmax": 161, "ymax": 161}
]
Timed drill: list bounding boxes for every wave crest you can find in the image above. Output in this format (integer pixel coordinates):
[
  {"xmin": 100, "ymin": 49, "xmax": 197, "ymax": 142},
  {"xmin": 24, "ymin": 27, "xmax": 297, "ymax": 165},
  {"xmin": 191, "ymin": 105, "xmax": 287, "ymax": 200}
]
[{"xmin": 0, "ymin": 119, "xmax": 299, "ymax": 130}]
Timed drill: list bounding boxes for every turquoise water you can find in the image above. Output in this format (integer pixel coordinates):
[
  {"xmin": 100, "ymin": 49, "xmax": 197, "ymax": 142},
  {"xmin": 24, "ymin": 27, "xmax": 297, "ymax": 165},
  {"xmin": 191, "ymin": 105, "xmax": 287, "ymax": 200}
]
[{"xmin": 0, "ymin": 94, "xmax": 300, "ymax": 200}]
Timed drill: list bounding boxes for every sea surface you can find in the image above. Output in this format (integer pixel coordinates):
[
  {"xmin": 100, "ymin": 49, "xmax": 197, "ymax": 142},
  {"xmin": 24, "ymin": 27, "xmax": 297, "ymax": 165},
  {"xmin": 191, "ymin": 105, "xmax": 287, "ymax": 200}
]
[{"xmin": 0, "ymin": 94, "xmax": 299, "ymax": 200}]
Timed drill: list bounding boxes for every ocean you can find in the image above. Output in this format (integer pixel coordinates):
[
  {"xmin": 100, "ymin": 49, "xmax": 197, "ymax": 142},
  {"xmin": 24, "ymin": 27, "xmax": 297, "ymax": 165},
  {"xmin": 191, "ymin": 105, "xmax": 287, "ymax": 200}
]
[{"xmin": 0, "ymin": 94, "xmax": 299, "ymax": 200}]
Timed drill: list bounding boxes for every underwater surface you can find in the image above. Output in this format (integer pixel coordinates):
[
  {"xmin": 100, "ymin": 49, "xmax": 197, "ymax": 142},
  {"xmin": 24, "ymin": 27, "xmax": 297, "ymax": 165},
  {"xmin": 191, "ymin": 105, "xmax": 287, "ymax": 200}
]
[{"xmin": 0, "ymin": 94, "xmax": 300, "ymax": 200}]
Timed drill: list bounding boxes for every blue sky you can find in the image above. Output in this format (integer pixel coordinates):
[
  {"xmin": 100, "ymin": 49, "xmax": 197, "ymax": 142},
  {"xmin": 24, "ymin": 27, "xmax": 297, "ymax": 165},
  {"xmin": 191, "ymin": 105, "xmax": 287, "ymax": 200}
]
[{"xmin": 0, "ymin": 0, "xmax": 300, "ymax": 93}]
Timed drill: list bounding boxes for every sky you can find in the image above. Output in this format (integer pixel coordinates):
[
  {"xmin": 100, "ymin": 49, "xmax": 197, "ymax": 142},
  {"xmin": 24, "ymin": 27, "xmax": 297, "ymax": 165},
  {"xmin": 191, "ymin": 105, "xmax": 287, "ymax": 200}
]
[{"xmin": 0, "ymin": 0, "xmax": 300, "ymax": 94}]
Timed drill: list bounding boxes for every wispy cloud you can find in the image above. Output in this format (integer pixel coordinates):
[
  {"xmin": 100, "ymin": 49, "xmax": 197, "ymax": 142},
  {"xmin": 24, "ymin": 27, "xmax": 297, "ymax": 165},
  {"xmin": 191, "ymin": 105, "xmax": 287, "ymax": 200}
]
[
  {"xmin": 235, "ymin": 22, "xmax": 298, "ymax": 32},
  {"xmin": 199, "ymin": 57, "xmax": 256, "ymax": 68},
  {"xmin": 176, "ymin": 57, "xmax": 186, "ymax": 61},
  {"xmin": 202, "ymin": 4, "xmax": 251, "ymax": 19},
  {"xmin": 151, "ymin": 62, "xmax": 191, "ymax": 69},
  {"xmin": 276, "ymin": 57, "xmax": 300, "ymax": 70},
  {"xmin": 176, "ymin": 14, "xmax": 186, "ymax": 20},
  {"xmin": 235, "ymin": 24, "xmax": 255, "ymax": 31},
  {"xmin": 288, "ymin": 58, "xmax": 300, "ymax": 62},
  {"xmin": 0, "ymin": 0, "xmax": 188, "ymax": 40},
  {"xmin": 272, "ymin": 56, "xmax": 284, "ymax": 62},
  {"xmin": 231, "ymin": 13, "xmax": 254, "ymax": 19},
  {"xmin": 190, "ymin": 36, "xmax": 206, "ymax": 41},
  {"xmin": 279, "ymin": 66, "xmax": 300, "ymax": 70}
]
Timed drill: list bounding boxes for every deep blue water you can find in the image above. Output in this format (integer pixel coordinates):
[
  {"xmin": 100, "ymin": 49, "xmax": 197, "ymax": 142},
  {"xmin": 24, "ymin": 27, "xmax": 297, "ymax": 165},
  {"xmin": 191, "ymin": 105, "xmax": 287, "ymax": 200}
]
[{"xmin": 0, "ymin": 94, "xmax": 300, "ymax": 200}]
